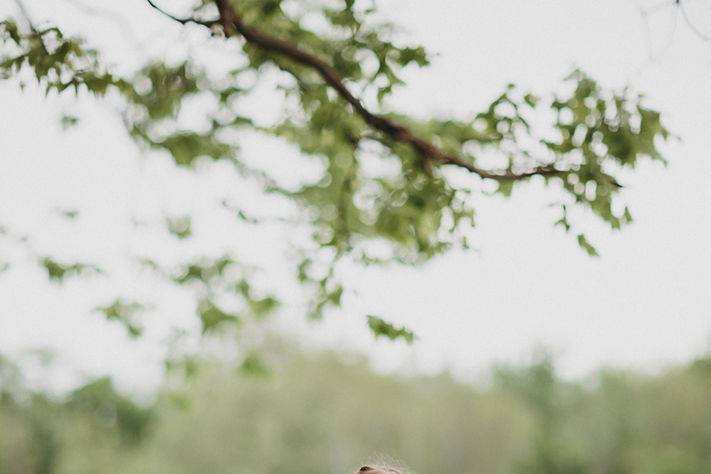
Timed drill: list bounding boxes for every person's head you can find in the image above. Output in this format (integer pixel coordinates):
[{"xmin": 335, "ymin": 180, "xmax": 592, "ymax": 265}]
[{"xmin": 357, "ymin": 465, "xmax": 403, "ymax": 474}]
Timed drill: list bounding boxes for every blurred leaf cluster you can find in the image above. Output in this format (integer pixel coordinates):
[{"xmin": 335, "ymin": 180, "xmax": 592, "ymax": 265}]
[{"xmin": 0, "ymin": 0, "xmax": 670, "ymax": 343}]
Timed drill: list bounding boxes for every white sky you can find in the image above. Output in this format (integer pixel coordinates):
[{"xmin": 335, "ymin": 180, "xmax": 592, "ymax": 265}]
[{"xmin": 0, "ymin": 0, "xmax": 710, "ymax": 393}]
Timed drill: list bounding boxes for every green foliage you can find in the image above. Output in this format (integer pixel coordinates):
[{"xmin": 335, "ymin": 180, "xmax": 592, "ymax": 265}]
[
  {"xmin": 239, "ymin": 351, "xmax": 269, "ymax": 376},
  {"xmin": 0, "ymin": 19, "xmax": 125, "ymax": 96},
  {"xmin": 126, "ymin": 62, "xmax": 200, "ymax": 121},
  {"xmin": 40, "ymin": 257, "xmax": 101, "ymax": 283},
  {"xmin": 59, "ymin": 114, "xmax": 79, "ymax": 130},
  {"xmin": 150, "ymin": 130, "xmax": 235, "ymax": 167},
  {"xmin": 0, "ymin": 354, "xmax": 21, "ymax": 398},
  {"xmin": 496, "ymin": 354, "xmax": 589, "ymax": 473},
  {"xmin": 576, "ymin": 234, "xmax": 599, "ymax": 257},
  {"xmin": 94, "ymin": 299, "xmax": 146, "ymax": 338},
  {"xmin": 67, "ymin": 377, "xmax": 154, "ymax": 444},
  {"xmin": 0, "ymin": 1, "xmax": 672, "ymax": 349},
  {"xmin": 366, "ymin": 315, "xmax": 415, "ymax": 343},
  {"xmin": 237, "ymin": 279, "xmax": 280, "ymax": 318},
  {"xmin": 172, "ymin": 255, "xmax": 236, "ymax": 286},
  {"xmin": 197, "ymin": 299, "xmax": 240, "ymax": 334},
  {"xmin": 3, "ymin": 348, "xmax": 711, "ymax": 473},
  {"xmin": 155, "ymin": 255, "xmax": 281, "ymax": 335}
]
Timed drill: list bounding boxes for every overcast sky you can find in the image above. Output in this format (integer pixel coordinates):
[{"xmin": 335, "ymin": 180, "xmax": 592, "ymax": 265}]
[{"xmin": 1, "ymin": 0, "xmax": 710, "ymax": 392}]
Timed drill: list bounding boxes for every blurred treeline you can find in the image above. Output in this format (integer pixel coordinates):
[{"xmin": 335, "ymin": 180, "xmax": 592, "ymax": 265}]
[{"xmin": 2, "ymin": 348, "xmax": 711, "ymax": 474}]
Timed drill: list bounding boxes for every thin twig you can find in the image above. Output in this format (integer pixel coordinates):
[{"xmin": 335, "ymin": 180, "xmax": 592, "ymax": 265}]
[
  {"xmin": 145, "ymin": 0, "xmax": 218, "ymax": 27},
  {"xmin": 678, "ymin": 0, "xmax": 711, "ymax": 41}
]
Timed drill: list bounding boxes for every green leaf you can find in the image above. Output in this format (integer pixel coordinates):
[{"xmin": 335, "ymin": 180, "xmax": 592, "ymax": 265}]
[
  {"xmin": 40, "ymin": 257, "xmax": 101, "ymax": 282},
  {"xmin": 623, "ymin": 207, "xmax": 634, "ymax": 224},
  {"xmin": 366, "ymin": 315, "xmax": 415, "ymax": 344},
  {"xmin": 59, "ymin": 114, "xmax": 79, "ymax": 130},
  {"xmin": 197, "ymin": 300, "xmax": 240, "ymax": 334},
  {"xmin": 156, "ymin": 132, "xmax": 233, "ymax": 167},
  {"xmin": 173, "ymin": 256, "xmax": 235, "ymax": 285},
  {"xmin": 576, "ymin": 234, "xmax": 599, "ymax": 257}
]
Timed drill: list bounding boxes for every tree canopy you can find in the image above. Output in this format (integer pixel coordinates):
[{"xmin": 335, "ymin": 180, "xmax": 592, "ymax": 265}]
[{"xmin": 0, "ymin": 0, "xmax": 671, "ymax": 362}]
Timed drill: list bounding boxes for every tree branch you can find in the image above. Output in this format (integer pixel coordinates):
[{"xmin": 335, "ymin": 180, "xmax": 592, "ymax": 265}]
[
  {"xmin": 208, "ymin": 0, "xmax": 561, "ymax": 182},
  {"xmin": 145, "ymin": 0, "xmax": 218, "ymax": 27}
]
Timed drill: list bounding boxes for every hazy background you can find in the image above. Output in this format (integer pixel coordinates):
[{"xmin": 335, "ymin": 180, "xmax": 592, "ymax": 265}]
[{"xmin": 0, "ymin": 0, "xmax": 710, "ymax": 395}]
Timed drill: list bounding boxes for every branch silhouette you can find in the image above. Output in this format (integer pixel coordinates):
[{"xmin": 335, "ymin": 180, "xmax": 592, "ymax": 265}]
[{"xmin": 147, "ymin": 0, "xmax": 564, "ymax": 182}]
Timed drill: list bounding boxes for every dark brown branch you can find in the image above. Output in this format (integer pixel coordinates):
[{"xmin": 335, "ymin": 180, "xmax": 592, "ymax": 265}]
[
  {"xmin": 145, "ymin": 0, "xmax": 218, "ymax": 27},
  {"xmin": 210, "ymin": 0, "xmax": 561, "ymax": 182}
]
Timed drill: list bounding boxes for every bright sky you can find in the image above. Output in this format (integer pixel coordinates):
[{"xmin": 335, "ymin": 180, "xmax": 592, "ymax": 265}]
[{"xmin": 0, "ymin": 0, "xmax": 710, "ymax": 393}]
